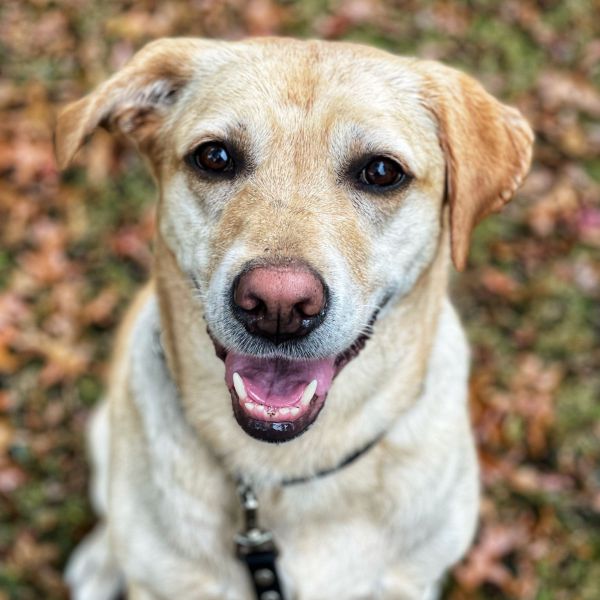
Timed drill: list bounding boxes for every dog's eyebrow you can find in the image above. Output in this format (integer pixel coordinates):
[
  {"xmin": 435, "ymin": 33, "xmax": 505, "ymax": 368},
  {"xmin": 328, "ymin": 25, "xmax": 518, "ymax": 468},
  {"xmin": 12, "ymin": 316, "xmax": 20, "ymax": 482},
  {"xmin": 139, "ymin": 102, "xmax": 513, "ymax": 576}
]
[
  {"xmin": 178, "ymin": 129, "xmax": 234, "ymax": 158},
  {"xmin": 175, "ymin": 117, "xmax": 255, "ymax": 159},
  {"xmin": 335, "ymin": 123, "xmax": 421, "ymax": 178}
]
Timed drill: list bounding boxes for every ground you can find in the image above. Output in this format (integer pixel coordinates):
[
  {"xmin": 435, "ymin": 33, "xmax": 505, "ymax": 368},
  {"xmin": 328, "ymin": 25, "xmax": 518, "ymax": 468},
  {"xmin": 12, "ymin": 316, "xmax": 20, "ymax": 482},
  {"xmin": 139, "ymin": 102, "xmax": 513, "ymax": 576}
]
[{"xmin": 0, "ymin": 1, "xmax": 599, "ymax": 599}]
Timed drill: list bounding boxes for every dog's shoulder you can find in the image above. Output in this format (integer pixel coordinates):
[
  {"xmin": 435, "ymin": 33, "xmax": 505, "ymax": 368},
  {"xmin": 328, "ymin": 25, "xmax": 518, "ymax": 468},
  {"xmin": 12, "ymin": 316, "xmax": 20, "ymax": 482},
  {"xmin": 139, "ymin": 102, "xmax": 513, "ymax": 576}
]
[{"xmin": 107, "ymin": 281, "xmax": 157, "ymax": 387}]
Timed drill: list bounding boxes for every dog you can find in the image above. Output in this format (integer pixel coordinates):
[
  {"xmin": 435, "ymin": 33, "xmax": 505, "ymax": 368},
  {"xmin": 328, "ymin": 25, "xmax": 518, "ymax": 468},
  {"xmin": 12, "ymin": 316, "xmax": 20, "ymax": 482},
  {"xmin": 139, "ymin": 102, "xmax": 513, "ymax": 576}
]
[{"xmin": 55, "ymin": 37, "xmax": 533, "ymax": 600}]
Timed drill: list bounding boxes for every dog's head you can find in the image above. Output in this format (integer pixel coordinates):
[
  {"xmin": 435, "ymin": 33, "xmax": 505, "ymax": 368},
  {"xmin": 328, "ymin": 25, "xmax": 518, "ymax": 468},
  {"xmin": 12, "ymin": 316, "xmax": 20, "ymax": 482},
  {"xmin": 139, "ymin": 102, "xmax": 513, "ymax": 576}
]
[{"xmin": 56, "ymin": 38, "xmax": 533, "ymax": 443}]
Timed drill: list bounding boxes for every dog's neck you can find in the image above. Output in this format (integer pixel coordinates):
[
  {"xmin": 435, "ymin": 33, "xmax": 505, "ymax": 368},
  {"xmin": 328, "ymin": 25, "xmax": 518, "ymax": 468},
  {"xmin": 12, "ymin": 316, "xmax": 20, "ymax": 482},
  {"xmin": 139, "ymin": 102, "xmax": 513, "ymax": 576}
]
[{"xmin": 152, "ymin": 228, "xmax": 451, "ymax": 485}]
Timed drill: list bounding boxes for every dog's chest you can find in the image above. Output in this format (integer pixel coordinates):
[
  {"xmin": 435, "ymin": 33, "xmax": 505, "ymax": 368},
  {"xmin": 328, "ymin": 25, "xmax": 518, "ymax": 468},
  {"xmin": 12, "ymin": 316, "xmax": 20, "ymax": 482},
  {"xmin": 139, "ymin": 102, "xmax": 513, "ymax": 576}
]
[
  {"xmin": 267, "ymin": 486, "xmax": 398, "ymax": 599},
  {"xmin": 126, "ymin": 477, "xmax": 400, "ymax": 599},
  {"xmin": 112, "ymin": 443, "xmax": 405, "ymax": 599}
]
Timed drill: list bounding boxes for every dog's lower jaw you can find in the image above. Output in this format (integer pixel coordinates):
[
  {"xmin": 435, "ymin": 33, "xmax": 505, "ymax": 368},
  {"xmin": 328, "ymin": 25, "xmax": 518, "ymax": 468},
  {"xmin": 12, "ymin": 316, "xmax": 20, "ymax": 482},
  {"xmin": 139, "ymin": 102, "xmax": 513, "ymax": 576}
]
[{"xmin": 231, "ymin": 387, "xmax": 327, "ymax": 443}]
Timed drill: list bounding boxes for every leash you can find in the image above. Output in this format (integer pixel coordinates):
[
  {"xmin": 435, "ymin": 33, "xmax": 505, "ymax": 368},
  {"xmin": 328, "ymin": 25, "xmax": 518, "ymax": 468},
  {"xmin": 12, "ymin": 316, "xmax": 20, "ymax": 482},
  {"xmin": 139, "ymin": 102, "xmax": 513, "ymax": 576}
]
[
  {"xmin": 234, "ymin": 433, "xmax": 384, "ymax": 600},
  {"xmin": 235, "ymin": 478, "xmax": 286, "ymax": 600}
]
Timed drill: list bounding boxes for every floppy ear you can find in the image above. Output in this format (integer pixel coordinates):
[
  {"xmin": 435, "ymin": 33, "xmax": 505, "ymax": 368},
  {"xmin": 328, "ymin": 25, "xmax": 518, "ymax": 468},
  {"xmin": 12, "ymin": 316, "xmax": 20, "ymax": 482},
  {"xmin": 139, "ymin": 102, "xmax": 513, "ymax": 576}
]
[
  {"xmin": 55, "ymin": 37, "xmax": 216, "ymax": 169},
  {"xmin": 418, "ymin": 62, "xmax": 534, "ymax": 271}
]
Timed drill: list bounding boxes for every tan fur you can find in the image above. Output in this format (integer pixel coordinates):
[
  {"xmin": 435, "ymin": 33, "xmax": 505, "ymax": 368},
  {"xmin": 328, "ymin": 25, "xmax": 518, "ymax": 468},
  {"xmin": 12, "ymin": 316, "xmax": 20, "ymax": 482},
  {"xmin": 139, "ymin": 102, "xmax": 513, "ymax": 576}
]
[
  {"xmin": 55, "ymin": 38, "xmax": 220, "ymax": 169},
  {"xmin": 416, "ymin": 62, "xmax": 534, "ymax": 270},
  {"xmin": 57, "ymin": 38, "xmax": 533, "ymax": 600}
]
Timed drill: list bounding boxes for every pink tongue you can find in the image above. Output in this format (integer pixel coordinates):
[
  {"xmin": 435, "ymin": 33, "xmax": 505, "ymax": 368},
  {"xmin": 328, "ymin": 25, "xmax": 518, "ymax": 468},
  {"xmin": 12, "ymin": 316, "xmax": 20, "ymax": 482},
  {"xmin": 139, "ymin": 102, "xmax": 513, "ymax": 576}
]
[{"xmin": 225, "ymin": 352, "xmax": 336, "ymax": 407}]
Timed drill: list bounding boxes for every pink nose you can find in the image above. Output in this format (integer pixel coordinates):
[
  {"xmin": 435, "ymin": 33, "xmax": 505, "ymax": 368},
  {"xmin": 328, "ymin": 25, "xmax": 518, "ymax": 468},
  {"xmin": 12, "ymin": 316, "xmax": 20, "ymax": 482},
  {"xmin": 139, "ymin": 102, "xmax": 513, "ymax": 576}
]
[{"xmin": 232, "ymin": 263, "xmax": 326, "ymax": 343}]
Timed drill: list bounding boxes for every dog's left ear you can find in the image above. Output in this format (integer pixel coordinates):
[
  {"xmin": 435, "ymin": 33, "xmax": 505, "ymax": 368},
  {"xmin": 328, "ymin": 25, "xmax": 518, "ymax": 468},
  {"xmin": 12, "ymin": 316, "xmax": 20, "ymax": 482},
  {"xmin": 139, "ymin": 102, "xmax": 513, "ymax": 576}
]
[
  {"xmin": 418, "ymin": 62, "xmax": 534, "ymax": 271},
  {"xmin": 55, "ymin": 37, "xmax": 218, "ymax": 169}
]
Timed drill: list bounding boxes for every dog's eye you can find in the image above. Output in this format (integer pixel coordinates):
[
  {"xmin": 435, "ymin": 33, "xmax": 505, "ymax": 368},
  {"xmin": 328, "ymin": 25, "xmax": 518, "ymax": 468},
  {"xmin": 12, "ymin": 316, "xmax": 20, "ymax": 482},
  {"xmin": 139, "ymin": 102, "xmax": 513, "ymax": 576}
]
[
  {"xmin": 359, "ymin": 157, "xmax": 405, "ymax": 188},
  {"xmin": 192, "ymin": 142, "xmax": 234, "ymax": 174}
]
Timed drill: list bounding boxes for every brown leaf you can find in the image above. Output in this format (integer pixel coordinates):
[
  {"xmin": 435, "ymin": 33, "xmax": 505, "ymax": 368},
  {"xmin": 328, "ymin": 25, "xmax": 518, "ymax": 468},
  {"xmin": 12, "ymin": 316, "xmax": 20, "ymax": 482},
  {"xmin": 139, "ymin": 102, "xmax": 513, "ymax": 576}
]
[
  {"xmin": 82, "ymin": 287, "xmax": 120, "ymax": 326},
  {"xmin": 9, "ymin": 531, "xmax": 60, "ymax": 571},
  {"xmin": 454, "ymin": 521, "xmax": 531, "ymax": 594},
  {"xmin": 538, "ymin": 71, "xmax": 600, "ymax": 118},
  {"xmin": 527, "ymin": 179, "xmax": 580, "ymax": 236},
  {"xmin": 17, "ymin": 332, "xmax": 91, "ymax": 388},
  {"xmin": 577, "ymin": 206, "xmax": 600, "ymax": 247},
  {"xmin": 109, "ymin": 218, "xmax": 154, "ymax": 270},
  {"xmin": 480, "ymin": 268, "xmax": 521, "ymax": 299},
  {"xmin": 243, "ymin": 0, "xmax": 288, "ymax": 36},
  {"xmin": 0, "ymin": 464, "xmax": 27, "ymax": 493}
]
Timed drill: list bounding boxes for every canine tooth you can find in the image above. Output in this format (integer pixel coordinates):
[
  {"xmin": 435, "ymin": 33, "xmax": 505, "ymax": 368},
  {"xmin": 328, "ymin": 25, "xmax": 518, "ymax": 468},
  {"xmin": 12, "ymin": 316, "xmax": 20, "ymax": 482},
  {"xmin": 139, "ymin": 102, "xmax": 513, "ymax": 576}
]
[
  {"xmin": 290, "ymin": 407, "xmax": 300, "ymax": 416},
  {"xmin": 301, "ymin": 379, "xmax": 318, "ymax": 406},
  {"xmin": 233, "ymin": 372, "xmax": 247, "ymax": 400},
  {"xmin": 279, "ymin": 407, "xmax": 290, "ymax": 415},
  {"xmin": 255, "ymin": 404, "xmax": 265, "ymax": 413},
  {"xmin": 244, "ymin": 402, "xmax": 255, "ymax": 412}
]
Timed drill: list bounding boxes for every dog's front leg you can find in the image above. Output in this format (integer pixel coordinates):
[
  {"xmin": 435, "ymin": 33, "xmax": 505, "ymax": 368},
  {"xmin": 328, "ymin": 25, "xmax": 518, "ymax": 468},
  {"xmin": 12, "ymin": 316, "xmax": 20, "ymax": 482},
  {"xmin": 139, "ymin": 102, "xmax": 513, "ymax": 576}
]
[
  {"xmin": 66, "ymin": 402, "xmax": 124, "ymax": 600},
  {"xmin": 127, "ymin": 577, "xmax": 246, "ymax": 600},
  {"xmin": 65, "ymin": 522, "xmax": 124, "ymax": 600}
]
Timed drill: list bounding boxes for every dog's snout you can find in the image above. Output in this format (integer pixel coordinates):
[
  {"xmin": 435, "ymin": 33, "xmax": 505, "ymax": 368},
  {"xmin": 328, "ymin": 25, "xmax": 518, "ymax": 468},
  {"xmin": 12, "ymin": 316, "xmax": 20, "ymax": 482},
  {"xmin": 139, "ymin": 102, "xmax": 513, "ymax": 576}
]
[{"xmin": 232, "ymin": 263, "xmax": 326, "ymax": 344}]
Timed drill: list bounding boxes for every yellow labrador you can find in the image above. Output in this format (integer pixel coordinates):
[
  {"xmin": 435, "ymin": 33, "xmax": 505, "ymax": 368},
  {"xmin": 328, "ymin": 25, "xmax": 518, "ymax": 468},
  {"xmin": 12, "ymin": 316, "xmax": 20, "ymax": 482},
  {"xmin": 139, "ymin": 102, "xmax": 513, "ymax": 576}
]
[{"xmin": 56, "ymin": 37, "xmax": 533, "ymax": 600}]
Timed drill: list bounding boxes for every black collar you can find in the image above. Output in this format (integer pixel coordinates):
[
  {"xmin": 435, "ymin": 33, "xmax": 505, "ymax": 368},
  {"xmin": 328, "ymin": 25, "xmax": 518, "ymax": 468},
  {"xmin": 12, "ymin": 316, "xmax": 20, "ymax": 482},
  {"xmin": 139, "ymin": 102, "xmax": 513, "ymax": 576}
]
[{"xmin": 281, "ymin": 432, "xmax": 385, "ymax": 486}]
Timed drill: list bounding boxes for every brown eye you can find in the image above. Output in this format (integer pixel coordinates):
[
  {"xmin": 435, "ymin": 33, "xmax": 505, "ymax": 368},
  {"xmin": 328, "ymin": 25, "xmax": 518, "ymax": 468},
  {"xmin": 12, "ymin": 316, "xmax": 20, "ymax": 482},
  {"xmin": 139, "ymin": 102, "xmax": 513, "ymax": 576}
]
[
  {"xmin": 192, "ymin": 142, "xmax": 233, "ymax": 173},
  {"xmin": 359, "ymin": 157, "xmax": 405, "ymax": 187}
]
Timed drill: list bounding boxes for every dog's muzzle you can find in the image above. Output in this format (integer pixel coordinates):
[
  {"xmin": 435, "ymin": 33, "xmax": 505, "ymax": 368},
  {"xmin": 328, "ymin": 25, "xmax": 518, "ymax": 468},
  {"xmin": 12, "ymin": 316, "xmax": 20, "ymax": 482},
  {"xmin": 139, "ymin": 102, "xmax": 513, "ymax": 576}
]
[{"xmin": 208, "ymin": 259, "xmax": 376, "ymax": 444}]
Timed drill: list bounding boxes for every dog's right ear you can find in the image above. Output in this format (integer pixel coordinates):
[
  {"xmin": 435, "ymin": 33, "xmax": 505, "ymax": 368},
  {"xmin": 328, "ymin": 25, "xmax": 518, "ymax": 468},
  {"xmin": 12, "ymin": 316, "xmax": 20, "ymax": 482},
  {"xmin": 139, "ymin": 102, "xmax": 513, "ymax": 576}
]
[{"xmin": 55, "ymin": 38, "xmax": 216, "ymax": 169}]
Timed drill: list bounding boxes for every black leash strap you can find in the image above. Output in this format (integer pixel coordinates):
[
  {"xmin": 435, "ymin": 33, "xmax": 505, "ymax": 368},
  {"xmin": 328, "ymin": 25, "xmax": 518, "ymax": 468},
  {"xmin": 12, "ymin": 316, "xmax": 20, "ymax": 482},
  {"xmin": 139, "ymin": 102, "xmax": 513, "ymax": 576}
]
[{"xmin": 235, "ymin": 480, "xmax": 287, "ymax": 600}]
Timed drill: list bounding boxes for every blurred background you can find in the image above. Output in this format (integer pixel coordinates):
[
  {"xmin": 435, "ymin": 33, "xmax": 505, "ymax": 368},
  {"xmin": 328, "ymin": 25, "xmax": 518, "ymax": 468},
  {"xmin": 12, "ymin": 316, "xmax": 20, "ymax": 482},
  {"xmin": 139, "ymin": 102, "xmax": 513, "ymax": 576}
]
[{"xmin": 1, "ymin": 0, "xmax": 599, "ymax": 598}]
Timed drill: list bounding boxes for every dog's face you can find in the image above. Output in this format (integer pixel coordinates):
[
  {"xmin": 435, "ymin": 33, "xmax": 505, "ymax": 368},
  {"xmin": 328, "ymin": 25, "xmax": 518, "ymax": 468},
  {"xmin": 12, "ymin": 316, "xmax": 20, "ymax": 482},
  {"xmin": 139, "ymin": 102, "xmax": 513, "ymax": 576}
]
[{"xmin": 56, "ymin": 38, "xmax": 533, "ymax": 443}]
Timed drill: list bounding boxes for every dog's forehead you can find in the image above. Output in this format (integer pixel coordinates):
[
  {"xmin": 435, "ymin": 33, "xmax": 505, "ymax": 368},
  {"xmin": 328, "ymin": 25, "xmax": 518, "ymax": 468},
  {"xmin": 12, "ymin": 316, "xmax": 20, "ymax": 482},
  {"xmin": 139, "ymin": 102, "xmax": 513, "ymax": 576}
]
[
  {"xmin": 194, "ymin": 38, "xmax": 421, "ymax": 98},
  {"xmin": 170, "ymin": 39, "xmax": 436, "ymax": 169}
]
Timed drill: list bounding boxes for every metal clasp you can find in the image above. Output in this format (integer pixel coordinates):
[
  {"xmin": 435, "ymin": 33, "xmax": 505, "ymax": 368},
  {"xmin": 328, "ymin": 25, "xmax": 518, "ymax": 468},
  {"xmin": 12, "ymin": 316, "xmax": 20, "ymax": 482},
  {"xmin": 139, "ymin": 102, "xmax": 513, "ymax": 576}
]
[{"xmin": 235, "ymin": 479, "xmax": 279, "ymax": 558}]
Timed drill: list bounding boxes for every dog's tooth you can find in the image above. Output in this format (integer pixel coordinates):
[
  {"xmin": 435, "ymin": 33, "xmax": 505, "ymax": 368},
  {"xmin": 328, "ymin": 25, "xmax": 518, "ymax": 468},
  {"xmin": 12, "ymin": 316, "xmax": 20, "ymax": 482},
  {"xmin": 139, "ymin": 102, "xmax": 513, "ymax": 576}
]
[
  {"xmin": 255, "ymin": 404, "xmax": 265, "ymax": 413},
  {"xmin": 233, "ymin": 372, "xmax": 247, "ymax": 400},
  {"xmin": 290, "ymin": 407, "xmax": 300, "ymax": 416},
  {"xmin": 301, "ymin": 379, "xmax": 318, "ymax": 406},
  {"xmin": 279, "ymin": 407, "xmax": 290, "ymax": 415},
  {"xmin": 244, "ymin": 402, "xmax": 255, "ymax": 412}
]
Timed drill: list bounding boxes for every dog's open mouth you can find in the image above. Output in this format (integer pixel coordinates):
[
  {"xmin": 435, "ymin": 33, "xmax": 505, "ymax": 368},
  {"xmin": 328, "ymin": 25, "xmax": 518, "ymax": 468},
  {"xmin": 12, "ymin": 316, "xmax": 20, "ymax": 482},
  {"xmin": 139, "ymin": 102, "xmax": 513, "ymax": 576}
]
[
  {"xmin": 211, "ymin": 331, "xmax": 371, "ymax": 443},
  {"xmin": 225, "ymin": 353, "xmax": 334, "ymax": 443}
]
